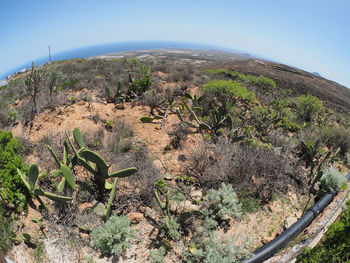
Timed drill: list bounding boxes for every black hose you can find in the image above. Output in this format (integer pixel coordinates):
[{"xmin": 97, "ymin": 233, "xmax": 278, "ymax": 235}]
[{"xmin": 243, "ymin": 172, "xmax": 350, "ymax": 263}]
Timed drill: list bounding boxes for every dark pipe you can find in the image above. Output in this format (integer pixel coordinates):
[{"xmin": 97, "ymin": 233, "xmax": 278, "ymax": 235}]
[{"xmin": 243, "ymin": 172, "xmax": 350, "ymax": 263}]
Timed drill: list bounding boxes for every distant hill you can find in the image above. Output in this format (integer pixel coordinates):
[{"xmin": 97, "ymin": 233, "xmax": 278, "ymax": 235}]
[{"xmin": 208, "ymin": 59, "xmax": 350, "ymax": 113}]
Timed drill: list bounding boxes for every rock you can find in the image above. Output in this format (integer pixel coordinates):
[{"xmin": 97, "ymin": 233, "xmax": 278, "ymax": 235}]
[
  {"xmin": 77, "ymin": 101, "xmax": 86, "ymax": 106},
  {"xmin": 78, "ymin": 203, "xmax": 94, "ymax": 214},
  {"xmin": 284, "ymin": 216, "xmax": 298, "ymax": 230},
  {"xmin": 274, "ymin": 147, "xmax": 282, "ymax": 155},
  {"xmin": 261, "ymin": 230, "xmax": 278, "ymax": 244},
  {"xmin": 115, "ymin": 104, "xmax": 125, "ymax": 110},
  {"xmin": 126, "ymin": 212, "xmax": 144, "ymax": 224},
  {"xmin": 93, "ymin": 202, "xmax": 105, "ymax": 217},
  {"xmin": 190, "ymin": 190, "xmax": 202, "ymax": 201},
  {"xmin": 15, "ymin": 99, "xmax": 20, "ymax": 105},
  {"xmin": 169, "ymin": 200, "xmax": 199, "ymax": 214}
]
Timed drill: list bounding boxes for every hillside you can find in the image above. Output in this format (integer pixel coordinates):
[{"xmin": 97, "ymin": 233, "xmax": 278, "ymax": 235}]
[{"xmin": 0, "ymin": 49, "xmax": 349, "ymax": 263}]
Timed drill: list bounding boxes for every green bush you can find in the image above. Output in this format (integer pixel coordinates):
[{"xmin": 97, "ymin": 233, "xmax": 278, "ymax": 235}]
[
  {"xmin": 203, "ymin": 183, "xmax": 242, "ymax": 230},
  {"xmin": 0, "ymin": 203, "xmax": 16, "ymax": 253},
  {"xmin": 91, "ymin": 215, "xmax": 134, "ymax": 256},
  {"xmin": 206, "ymin": 68, "xmax": 276, "ymax": 90},
  {"xmin": 184, "ymin": 232, "xmax": 251, "ymax": 263},
  {"xmin": 293, "ymin": 95, "xmax": 325, "ymax": 122},
  {"xmin": 0, "ymin": 130, "xmax": 27, "ymax": 212},
  {"xmin": 129, "ymin": 64, "xmax": 152, "ymax": 96},
  {"xmin": 247, "ymin": 75, "xmax": 276, "ymax": 90},
  {"xmin": 319, "ymin": 167, "xmax": 346, "ymax": 192},
  {"xmin": 203, "ymin": 80, "xmax": 256, "ymax": 103},
  {"xmin": 297, "ymin": 200, "xmax": 350, "ymax": 262}
]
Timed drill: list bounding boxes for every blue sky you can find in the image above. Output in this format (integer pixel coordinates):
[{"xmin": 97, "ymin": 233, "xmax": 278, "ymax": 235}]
[{"xmin": 1, "ymin": 0, "xmax": 349, "ymax": 87}]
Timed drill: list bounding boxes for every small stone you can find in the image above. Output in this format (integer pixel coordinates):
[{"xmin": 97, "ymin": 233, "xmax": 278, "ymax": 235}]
[
  {"xmin": 77, "ymin": 101, "xmax": 86, "ymax": 106},
  {"xmin": 126, "ymin": 212, "xmax": 144, "ymax": 224},
  {"xmin": 93, "ymin": 202, "xmax": 105, "ymax": 217},
  {"xmin": 78, "ymin": 203, "xmax": 94, "ymax": 214},
  {"xmin": 169, "ymin": 200, "xmax": 199, "ymax": 214},
  {"xmin": 190, "ymin": 190, "xmax": 202, "ymax": 201},
  {"xmin": 284, "ymin": 216, "xmax": 298, "ymax": 229}
]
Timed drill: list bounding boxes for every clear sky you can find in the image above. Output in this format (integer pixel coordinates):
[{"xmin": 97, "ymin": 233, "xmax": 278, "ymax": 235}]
[{"xmin": 1, "ymin": 0, "xmax": 349, "ymax": 87}]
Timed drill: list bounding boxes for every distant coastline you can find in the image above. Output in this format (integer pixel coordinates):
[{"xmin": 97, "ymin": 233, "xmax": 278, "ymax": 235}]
[{"xmin": 0, "ymin": 41, "xmax": 245, "ymax": 82}]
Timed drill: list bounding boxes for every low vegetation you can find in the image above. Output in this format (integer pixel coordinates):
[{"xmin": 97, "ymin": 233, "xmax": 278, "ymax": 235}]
[{"xmin": 0, "ymin": 55, "xmax": 348, "ymax": 262}]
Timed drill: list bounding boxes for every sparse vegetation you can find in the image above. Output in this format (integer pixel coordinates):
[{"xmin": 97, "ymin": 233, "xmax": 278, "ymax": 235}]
[{"xmin": 1, "ymin": 52, "xmax": 349, "ymax": 263}]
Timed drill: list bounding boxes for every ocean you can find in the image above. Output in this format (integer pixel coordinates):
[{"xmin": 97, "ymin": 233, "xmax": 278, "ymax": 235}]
[{"xmin": 0, "ymin": 41, "xmax": 237, "ymax": 81}]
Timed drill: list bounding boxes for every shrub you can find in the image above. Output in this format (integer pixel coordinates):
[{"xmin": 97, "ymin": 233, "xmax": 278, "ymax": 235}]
[
  {"xmin": 203, "ymin": 183, "xmax": 242, "ymax": 230},
  {"xmin": 297, "ymin": 200, "xmax": 350, "ymax": 262},
  {"xmin": 106, "ymin": 121, "xmax": 134, "ymax": 153},
  {"xmin": 203, "ymin": 80, "xmax": 256, "ymax": 103},
  {"xmin": 0, "ymin": 203, "xmax": 16, "ymax": 253},
  {"xmin": 293, "ymin": 94, "xmax": 325, "ymax": 122},
  {"xmin": 190, "ymin": 138, "xmax": 300, "ymax": 202},
  {"xmin": 318, "ymin": 125, "xmax": 350, "ymax": 155},
  {"xmin": 0, "ymin": 130, "xmax": 28, "ymax": 212},
  {"xmin": 184, "ymin": 232, "xmax": 251, "ymax": 263},
  {"xmin": 140, "ymin": 90, "xmax": 163, "ymax": 114},
  {"xmin": 92, "ymin": 215, "xmax": 134, "ymax": 256},
  {"xmin": 319, "ymin": 167, "xmax": 346, "ymax": 192}
]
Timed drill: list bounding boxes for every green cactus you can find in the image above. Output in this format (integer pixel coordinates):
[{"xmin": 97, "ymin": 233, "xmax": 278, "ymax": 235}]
[
  {"xmin": 140, "ymin": 115, "xmax": 163, "ymax": 123},
  {"xmin": 22, "ymin": 232, "xmax": 36, "ymax": 248},
  {"xmin": 18, "ymin": 164, "xmax": 72, "ymax": 211},
  {"xmin": 104, "ymin": 178, "xmax": 118, "ymax": 220},
  {"xmin": 176, "ymin": 99, "xmax": 210, "ymax": 131},
  {"xmin": 47, "ymin": 139, "xmax": 76, "ymax": 191},
  {"xmin": 66, "ymin": 127, "xmax": 137, "ymax": 200}
]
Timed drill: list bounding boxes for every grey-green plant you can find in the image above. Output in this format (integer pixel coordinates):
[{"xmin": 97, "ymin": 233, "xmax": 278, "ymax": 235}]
[
  {"xmin": 18, "ymin": 164, "xmax": 73, "ymax": 211},
  {"xmin": 184, "ymin": 232, "xmax": 251, "ymax": 263},
  {"xmin": 91, "ymin": 215, "xmax": 134, "ymax": 256},
  {"xmin": 149, "ymin": 246, "xmax": 167, "ymax": 263},
  {"xmin": 202, "ymin": 183, "xmax": 242, "ymax": 230},
  {"xmin": 319, "ymin": 166, "xmax": 347, "ymax": 192},
  {"xmin": 65, "ymin": 127, "xmax": 137, "ymax": 218}
]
